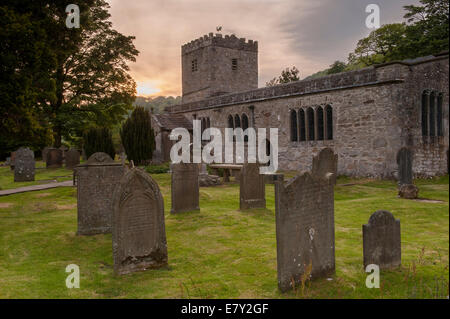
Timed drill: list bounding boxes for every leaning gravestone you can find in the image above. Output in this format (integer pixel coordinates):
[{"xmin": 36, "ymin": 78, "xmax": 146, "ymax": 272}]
[
  {"xmin": 75, "ymin": 152, "xmax": 126, "ymax": 235},
  {"xmin": 275, "ymin": 148, "xmax": 338, "ymax": 292},
  {"xmin": 65, "ymin": 149, "xmax": 80, "ymax": 169},
  {"xmin": 171, "ymin": 163, "xmax": 199, "ymax": 213},
  {"xmin": 396, "ymin": 147, "xmax": 418, "ymax": 199},
  {"xmin": 14, "ymin": 147, "xmax": 35, "ymax": 182},
  {"xmin": 112, "ymin": 168, "xmax": 168, "ymax": 275},
  {"xmin": 363, "ymin": 210, "xmax": 401, "ymax": 269},
  {"xmin": 240, "ymin": 163, "xmax": 266, "ymax": 210},
  {"xmin": 46, "ymin": 148, "xmax": 63, "ymax": 168}
]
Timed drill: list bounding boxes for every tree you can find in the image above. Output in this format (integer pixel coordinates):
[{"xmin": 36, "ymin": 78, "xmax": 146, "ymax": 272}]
[
  {"xmin": 349, "ymin": 0, "xmax": 449, "ymax": 66},
  {"xmin": 44, "ymin": 0, "xmax": 139, "ymax": 147},
  {"xmin": 266, "ymin": 66, "xmax": 300, "ymax": 86},
  {"xmin": 327, "ymin": 61, "xmax": 347, "ymax": 74},
  {"xmin": 120, "ymin": 107, "xmax": 155, "ymax": 166},
  {"xmin": 83, "ymin": 127, "xmax": 115, "ymax": 160}
]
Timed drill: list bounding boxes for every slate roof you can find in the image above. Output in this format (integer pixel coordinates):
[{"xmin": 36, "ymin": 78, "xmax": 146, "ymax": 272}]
[{"xmin": 152, "ymin": 114, "xmax": 193, "ymax": 130}]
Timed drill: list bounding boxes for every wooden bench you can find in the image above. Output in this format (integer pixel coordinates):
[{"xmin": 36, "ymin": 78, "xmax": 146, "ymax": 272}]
[{"xmin": 209, "ymin": 164, "xmax": 243, "ymax": 182}]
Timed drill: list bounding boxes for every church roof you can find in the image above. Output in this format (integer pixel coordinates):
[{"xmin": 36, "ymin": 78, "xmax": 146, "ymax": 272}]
[{"xmin": 152, "ymin": 114, "xmax": 193, "ymax": 131}]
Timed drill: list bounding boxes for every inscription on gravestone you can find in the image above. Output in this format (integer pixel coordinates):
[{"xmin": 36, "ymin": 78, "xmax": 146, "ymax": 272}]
[
  {"xmin": 46, "ymin": 148, "xmax": 63, "ymax": 168},
  {"xmin": 240, "ymin": 163, "xmax": 266, "ymax": 210},
  {"xmin": 75, "ymin": 152, "xmax": 126, "ymax": 235},
  {"xmin": 275, "ymin": 148, "xmax": 338, "ymax": 292},
  {"xmin": 65, "ymin": 149, "xmax": 80, "ymax": 169},
  {"xmin": 171, "ymin": 163, "xmax": 200, "ymax": 213},
  {"xmin": 363, "ymin": 210, "xmax": 401, "ymax": 269},
  {"xmin": 113, "ymin": 168, "xmax": 168, "ymax": 275},
  {"xmin": 14, "ymin": 147, "xmax": 35, "ymax": 182}
]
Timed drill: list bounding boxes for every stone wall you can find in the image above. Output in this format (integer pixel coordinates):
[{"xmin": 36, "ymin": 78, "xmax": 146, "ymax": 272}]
[{"xmin": 168, "ymin": 54, "xmax": 449, "ymax": 178}]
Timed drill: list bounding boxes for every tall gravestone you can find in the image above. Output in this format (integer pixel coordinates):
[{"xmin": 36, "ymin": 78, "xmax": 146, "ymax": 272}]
[
  {"xmin": 65, "ymin": 149, "xmax": 80, "ymax": 169},
  {"xmin": 275, "ymin": 148, "xmax": 338, "ymax": 292},
  {"xmin": 42, "ymin": 146, "xmax": 51, "ymax": 163},
  {"xmin": 10, "ymin": 151, "xmax": 16, "ymax": 170},
  {"xmin": 46, "ymin": 148, "xmax": 63, "ymax": 168},
  {"xmin": 240, "ymin": 163, "xmax": 266, "ymax": 210},
  {"xmin": 14, "ymin": 147, "xmax": 35, "ymax": 182},
  {"xmin": 75, "ymin": 152, "xmax": 126, "ymax": 235},
  {"xmin": 113, "ymin": 168, "xmax": 168, "ymax": 275},
  {"xmin": 171, "ymin": 163, "xmax": 199, "ymax": 213},
  {"xmin": 396, "ymin": 147, "xmax": 418, "ymax": 199},
  {"xmin": 363, "ymin": 210, "xmax": 401, "ymax": 269}
]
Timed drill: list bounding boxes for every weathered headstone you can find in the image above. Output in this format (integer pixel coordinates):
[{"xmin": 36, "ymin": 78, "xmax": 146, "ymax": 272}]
[
  {"xmin": 14, "ymin": 147, "xmax": 35, "ymax": 182},
  {"xmin": 396, "ymin": 147, "xmax": 413, "ymax": 185},
  {"xmin": 65, "ymin": 149, "xmax": 80, "ymax": 169},
  {"xmin": 240, "ymin": 163, "xmax": 266, "ymax": 210},
  {"xmin": 46, "ymin": 148, "xmax": 63, "ymax": 168},
  {"xmin": 171, "ymin": 163, "xmax": 199, "ymax": 213},
  {"xmin": 396, "ymin": 147, "xmax": 419, "ymax": 199},
  {"xmin": 363, "ymin": 210, "xmax": 401, "ymax": 269},
  {"xmin": 198, "ymin": 164, "xmax": 221, "ymax": 187},
  {"xmin": 275, "ymin": 148, "xmax": 338, "ymax": 292},
  {"xmin": 41, "ymin": 146, "xmax": 51, "ymax": 163},
  {"xmin": 75, "ymin": 152, "xmax": 126, "ymax": 235},
  {"xmin": 10, "ymin": 151, "xmax": 16, "ymax": 170},
  {"xmin": 112, "ymin": 168, "xmax": 168, "ymax": 275}
]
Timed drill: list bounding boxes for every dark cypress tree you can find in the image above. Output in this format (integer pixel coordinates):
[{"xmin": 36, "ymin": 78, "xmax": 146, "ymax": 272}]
[
  {"xmin": 120, "ymin": 107, "xmax": 155, "ymax": 165},
  {"xmin": 83, "ymin": 127, "xmax": 116, "ymax": 160}
]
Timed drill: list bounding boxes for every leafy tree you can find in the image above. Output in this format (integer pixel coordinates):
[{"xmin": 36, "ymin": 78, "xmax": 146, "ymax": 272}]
[
  {"xmin": 349, "ymin": 0, "xmax": 449, "ymax": 66},
  {"xmin": 83, "ymin": 127, "xmax": 115, "ymax": 159},
  {"xmin": 120, "ymin": 107, "xmax": 155, "ymax": 166},
  {"xmin": 266, "ymin": 66, "xmax": 300, "ymax": 86},
  {"xmin": 327, "ymin": 61, "xmax": 347, "ymax": 74},
  {"xmin": 0, "ymin": 3, "xmax": 55, "ymax": 158}
]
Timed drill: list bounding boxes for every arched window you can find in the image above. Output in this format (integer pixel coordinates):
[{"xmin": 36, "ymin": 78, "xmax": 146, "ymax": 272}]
[
  {"xmin": 307, "ymin": 107, "xmax": 315, "ymax": 141},
  {"xmin": 429, "ymin": 92, "xmax": 436, "ymax": 137},
  {"xmin": 234, "ymin": 114, "xmax": 241, "ymax": 128},
  {"xmin": 325, "ymin": 105, "xmax": 333, "ymax": 140},
  {"xmin": 228, "ymin": 115, "xmax": 234, "ymax": 129},
  {"xmin": 437, "ymin": 93, "xmax": 443, "ymax": 137},
  {"xmin": 299, "ymin": 109, "xmax": 306, "ymax": 141},
  {"xmin": 421, "ymin": 91, "xmax": 429, "ymax": 136},
  {"xmin": 317, "ymin": 106, "xmax": 324, "ymax": 141},
  {"xmin": 242, "ymin": 113, "xmax": 249, "ymax": 142},
  {"xmin": 290, "ymin": 110, "xmax": 298, "ymax": 142}
]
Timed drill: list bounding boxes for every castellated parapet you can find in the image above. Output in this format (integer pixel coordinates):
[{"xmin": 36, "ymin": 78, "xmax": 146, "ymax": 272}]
[
  {"xmin": 181, "ymin": 32, "xmax": 258, "ymax": 103},
  {"xmin": 182, "ymin": 33, "xmax": 258, "ymax": 55}
]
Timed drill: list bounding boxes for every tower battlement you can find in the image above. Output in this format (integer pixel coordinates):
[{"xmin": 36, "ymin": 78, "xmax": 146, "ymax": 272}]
[{"xmin": 182, "ymin": 33, "xmax": 258, "ymax": 55}]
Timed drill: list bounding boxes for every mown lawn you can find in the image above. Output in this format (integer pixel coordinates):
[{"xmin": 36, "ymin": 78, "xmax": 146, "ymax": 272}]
[{"xmin": 0, "ymin": 163, "xmax": 448, "ymax": 299}]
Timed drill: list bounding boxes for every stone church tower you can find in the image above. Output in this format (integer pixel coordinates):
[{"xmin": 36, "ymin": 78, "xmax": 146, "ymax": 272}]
[{"xmin": 181, "ymin": 33, "xmax": 258, "ymax": 103}]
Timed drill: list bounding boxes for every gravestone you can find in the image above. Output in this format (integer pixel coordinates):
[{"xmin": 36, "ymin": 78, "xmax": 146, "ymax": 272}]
[
  {"xmin": 112, "ymin": 168, "xmax": 168, "ymax": 275},
  {"xmin": 275, "ymin": 148, "xmax": 338, "ymax": 292},
  {"xmin": 65, "ymin": 149, "xmax": 80, "ymax": 169},
  {"xmin": 46, "ymin": 148, "xmax": 63, "ymax": 168},
  {"xmin": 171, "ymin": 163, "xmax": 199, "ymax": 213},
  {"xmin": 75, "ymin": 152, "xmax": 126, "ymax": 235},
  {"xmin": 198, "ymin": 164, "xmax": 221, "ymax": 187},
  {"xmin": 363, "ymin": 210, "xmax": 401, "ymax": 269},
  {"xmin": 240, "ymin": 163, "xmax": 266, "ymax": 210},
  {"xmin": 10, "ymin": 151, "xmax": 16, "ymax": 170},
  {"xmin": 42, "ymin": 146, "xmax": 51, "ymax": 163},
  {"xmin": 14, "ymin": 147, "xmax": 35, "ymax": 182},
  {"xmin": 396, "ymin": 147, "xmax": 413, "ymax": 185},
  {"xmin": 396, "ymin": 147, "xmax": 419, "ymax": 199}
]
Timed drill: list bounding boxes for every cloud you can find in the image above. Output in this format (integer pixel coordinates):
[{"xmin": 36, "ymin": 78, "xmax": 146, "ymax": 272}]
[{"xmin": 107, "ymin": 0, "xmax": 419, "ymax": 96}]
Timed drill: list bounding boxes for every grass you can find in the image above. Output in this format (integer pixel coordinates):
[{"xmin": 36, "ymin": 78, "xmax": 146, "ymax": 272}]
[{"xmin": 0, "ymin": 163, "xmax": 448, "ymax": 299}]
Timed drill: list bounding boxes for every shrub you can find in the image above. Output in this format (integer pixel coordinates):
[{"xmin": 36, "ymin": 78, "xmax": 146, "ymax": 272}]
[
  {"xmin": 82, "ymin": 127, "xmax": 116, "ymax": 159},
  {"xmin": 120, "ymin": 107, "xmax": 155, "ymax": 166},
  {"xmin": 145, "ymin": 162, "xmax": 170, "ymax": 174}
]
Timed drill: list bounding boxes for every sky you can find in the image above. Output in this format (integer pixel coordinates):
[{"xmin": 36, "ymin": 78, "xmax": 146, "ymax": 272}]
[{"xmin": 107, "ymin": 0, "xmax": 419, "ymax": 97}]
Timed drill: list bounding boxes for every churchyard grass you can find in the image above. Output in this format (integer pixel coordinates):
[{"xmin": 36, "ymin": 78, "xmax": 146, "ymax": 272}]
[{"xmin": 0, "ymin": 163, "xmax": 448, "ymax": 298}]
